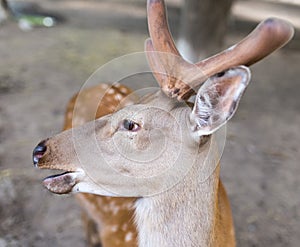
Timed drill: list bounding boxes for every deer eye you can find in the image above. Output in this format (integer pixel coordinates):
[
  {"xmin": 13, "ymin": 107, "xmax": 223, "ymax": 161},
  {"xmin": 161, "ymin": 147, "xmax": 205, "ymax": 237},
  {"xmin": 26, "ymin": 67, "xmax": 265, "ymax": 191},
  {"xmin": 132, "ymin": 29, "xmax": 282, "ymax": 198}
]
[{"xmin": 122, "ymin": 119, "xmax": 141, "ymax": 132}]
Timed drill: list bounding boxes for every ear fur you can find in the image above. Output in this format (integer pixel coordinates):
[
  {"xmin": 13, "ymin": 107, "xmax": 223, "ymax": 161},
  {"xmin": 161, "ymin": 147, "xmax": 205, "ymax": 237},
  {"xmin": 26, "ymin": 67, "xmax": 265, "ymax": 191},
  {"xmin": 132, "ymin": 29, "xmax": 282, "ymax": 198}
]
[{"xmin": 190, "ymin": 66, "xmax": 251, "ymax": 137}]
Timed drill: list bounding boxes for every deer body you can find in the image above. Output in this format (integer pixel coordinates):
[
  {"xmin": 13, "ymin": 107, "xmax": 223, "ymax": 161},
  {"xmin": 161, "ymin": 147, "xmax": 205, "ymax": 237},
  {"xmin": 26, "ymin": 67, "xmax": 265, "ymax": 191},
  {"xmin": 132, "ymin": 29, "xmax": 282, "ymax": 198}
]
[{"xmin": 32, "ymin": 1, "xmax": 293, "ymax": 246}]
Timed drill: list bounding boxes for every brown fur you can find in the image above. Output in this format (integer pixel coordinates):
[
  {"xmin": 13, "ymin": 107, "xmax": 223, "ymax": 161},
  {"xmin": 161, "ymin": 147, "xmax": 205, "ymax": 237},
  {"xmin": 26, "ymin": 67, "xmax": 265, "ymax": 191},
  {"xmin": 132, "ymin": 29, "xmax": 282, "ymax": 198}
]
[{"xmin": 212, "ymin": 180, "xmax": 235, "ymax": 247}]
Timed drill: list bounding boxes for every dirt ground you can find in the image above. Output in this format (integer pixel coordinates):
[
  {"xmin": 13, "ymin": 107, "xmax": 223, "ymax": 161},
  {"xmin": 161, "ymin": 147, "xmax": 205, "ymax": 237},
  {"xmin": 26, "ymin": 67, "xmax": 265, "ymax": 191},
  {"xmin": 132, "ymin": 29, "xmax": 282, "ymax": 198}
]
[{"xmin": 0, "ymin": 0, "xmax": 299, "ymax": 246}]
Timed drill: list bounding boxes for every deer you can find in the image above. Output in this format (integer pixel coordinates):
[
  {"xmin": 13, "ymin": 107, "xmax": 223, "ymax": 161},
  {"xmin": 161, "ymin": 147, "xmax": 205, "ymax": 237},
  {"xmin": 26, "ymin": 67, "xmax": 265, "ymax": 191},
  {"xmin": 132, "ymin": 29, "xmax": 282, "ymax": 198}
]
[{"xmin": 32, "ymin": 0, "xmax": 294, "ymax": 246}]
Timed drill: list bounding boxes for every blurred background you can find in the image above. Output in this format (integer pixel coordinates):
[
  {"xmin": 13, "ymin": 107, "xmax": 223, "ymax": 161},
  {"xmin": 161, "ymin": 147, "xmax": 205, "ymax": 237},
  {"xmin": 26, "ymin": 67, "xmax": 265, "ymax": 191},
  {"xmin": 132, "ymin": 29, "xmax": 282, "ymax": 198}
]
[{"xmin": 0, "ymin": 0, "xmax": 299, "ymax": 246}]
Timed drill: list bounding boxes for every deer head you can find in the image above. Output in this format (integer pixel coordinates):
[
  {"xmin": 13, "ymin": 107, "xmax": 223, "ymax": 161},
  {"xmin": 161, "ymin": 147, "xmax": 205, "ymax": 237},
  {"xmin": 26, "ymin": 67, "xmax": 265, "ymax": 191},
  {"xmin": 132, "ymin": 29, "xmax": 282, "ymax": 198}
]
[{"xmin": 32, "ymin": 0, "xmax": 293, "ymax": 198}]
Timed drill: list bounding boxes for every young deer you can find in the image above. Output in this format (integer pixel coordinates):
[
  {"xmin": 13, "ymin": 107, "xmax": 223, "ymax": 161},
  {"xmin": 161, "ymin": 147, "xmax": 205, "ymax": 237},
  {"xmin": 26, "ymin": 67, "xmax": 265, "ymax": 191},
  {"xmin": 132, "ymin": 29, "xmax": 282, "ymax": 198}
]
[{"xmin": 32, "ymin": 0, "xmax": 293, "ymax": 246}]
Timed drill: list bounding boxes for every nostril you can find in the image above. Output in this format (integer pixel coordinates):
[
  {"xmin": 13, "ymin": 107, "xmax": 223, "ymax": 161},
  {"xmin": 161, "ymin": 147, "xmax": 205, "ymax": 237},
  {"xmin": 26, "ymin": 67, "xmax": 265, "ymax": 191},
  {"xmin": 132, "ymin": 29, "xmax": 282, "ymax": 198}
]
[{"xmin": 33, "ymin": 140, "xmax": 48, "ymax": 167}]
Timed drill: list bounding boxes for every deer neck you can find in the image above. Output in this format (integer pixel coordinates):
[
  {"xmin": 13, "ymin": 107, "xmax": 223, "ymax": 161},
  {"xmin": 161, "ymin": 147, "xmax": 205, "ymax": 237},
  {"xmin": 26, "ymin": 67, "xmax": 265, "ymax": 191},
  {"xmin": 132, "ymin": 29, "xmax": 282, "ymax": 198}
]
[{"xmin": 134, "ymin": 137, "xmax": 221, "ymax": 247}]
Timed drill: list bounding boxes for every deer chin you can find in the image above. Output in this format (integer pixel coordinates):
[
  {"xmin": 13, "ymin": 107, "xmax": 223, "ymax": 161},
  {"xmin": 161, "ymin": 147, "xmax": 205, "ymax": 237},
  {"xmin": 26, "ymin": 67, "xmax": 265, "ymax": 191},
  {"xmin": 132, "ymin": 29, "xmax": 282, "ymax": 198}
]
[{"xmin": 42, "ymin": 169, "xmax": 84, "ymax": 195}]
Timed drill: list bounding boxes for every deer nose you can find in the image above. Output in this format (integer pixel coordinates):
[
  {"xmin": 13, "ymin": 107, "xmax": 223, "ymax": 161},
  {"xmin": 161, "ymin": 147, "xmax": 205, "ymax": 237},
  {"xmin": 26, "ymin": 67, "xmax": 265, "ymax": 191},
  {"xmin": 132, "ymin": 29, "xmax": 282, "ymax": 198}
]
[{"xmin": 33, "ymin": 140, "xmax": 48, "ymax": 167}]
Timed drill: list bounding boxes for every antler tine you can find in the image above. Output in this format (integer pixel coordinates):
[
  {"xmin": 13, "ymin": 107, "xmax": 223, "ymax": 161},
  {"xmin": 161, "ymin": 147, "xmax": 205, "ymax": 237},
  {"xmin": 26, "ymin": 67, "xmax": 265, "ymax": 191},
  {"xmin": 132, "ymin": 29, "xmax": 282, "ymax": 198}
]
[
  {"xmin": 147, "ymin": 0, "xmax": 180, "ymax": 56},
  {"xmin": 146, "ymin": 0, "xmax": 294, "ymax": 101},
  {"xmin": 194, "ymin": 18, "xmax": 294, "ymax": 86},
  {"xmin": 147, "ymin": 0, "xmax": 196, "ymax": 99}
]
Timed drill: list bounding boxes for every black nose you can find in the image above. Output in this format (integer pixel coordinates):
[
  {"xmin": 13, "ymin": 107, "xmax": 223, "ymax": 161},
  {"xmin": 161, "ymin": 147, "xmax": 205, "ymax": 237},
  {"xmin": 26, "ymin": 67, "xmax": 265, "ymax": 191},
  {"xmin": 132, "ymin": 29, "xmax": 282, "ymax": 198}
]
[{"xmin": 33, "ymin": 140, "xmax": 48, "ymax": 166}]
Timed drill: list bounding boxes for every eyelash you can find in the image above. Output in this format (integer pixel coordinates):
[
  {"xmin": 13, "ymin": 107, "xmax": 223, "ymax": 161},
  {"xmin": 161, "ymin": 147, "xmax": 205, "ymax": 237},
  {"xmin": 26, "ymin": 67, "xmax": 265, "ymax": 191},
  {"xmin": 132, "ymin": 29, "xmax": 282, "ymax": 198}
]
[{"xmin": 121, "ymin": 119, "xmax": 141, "ymax": 132}]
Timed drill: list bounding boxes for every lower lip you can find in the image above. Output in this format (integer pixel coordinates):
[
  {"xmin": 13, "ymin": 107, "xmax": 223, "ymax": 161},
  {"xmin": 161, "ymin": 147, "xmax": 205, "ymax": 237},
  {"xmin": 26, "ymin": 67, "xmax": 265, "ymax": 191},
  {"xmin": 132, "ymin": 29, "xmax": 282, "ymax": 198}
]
[{"xmin": 43, "ymin": 171, "xmax": 78, "ymax": 194}]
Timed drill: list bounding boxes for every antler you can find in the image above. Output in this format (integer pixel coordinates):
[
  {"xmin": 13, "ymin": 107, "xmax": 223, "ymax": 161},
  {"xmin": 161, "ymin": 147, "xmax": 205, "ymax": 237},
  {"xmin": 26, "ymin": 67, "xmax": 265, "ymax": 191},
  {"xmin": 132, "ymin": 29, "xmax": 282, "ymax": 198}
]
[{"xmin": 146, "ymin": 0, "xmax": 294, "ymax": 100}]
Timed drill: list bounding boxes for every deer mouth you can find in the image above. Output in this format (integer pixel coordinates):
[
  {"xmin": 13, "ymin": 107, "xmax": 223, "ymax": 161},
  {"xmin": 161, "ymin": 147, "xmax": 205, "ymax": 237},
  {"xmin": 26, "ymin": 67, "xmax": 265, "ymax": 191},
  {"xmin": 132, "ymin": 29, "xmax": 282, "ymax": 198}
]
[{"xmin": 42, "ymin": 170, "xmax": 84, "ymax": 194}]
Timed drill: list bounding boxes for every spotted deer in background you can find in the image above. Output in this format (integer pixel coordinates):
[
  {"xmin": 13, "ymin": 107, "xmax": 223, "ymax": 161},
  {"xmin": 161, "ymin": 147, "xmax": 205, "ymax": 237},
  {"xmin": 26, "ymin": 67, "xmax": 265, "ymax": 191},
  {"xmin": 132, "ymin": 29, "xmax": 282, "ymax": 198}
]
[{"xmin": 32, "ymin": 0, "xmax": 293, "ymax": 246}]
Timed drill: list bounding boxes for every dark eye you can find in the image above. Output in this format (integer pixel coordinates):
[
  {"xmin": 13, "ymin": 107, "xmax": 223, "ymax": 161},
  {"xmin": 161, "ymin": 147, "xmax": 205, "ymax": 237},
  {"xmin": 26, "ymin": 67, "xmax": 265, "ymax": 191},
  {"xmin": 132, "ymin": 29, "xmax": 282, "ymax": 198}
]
[{"xmin": 122, "ymin": 119, "xmax": 140, "ymax": 131}]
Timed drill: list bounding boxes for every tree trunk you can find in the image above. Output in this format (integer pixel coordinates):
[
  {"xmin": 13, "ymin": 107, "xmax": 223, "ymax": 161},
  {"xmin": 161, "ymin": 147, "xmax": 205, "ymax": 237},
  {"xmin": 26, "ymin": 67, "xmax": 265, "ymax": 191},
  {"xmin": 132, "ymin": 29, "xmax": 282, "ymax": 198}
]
[
  {"xmin": 178, "ymin": 0, "xmax": 235, "ymax": 62},
  {"xmin": 0, "ymin": 0, "xmax": 9, "ymax": 22}
]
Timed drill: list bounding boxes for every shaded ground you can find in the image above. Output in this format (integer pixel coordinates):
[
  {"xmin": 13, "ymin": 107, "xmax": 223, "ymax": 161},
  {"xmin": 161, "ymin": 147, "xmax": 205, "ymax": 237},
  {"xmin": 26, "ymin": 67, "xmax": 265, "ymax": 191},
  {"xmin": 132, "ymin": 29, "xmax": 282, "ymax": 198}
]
[{"xmin": 0, "ymin": 0, "xmax": 299, "ymax": 246}]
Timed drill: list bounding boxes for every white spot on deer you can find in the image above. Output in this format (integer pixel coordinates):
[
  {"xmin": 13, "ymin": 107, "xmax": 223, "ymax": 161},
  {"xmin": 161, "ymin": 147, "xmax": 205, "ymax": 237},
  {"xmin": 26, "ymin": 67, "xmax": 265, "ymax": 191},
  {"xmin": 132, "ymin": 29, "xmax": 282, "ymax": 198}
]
[
  {"xmin": 121, "ymin": 223, "xmax": 128, "ymax": 231},
  {"xmin": 119, "ymin": 87, "xmax": 128, "ymax": 94},
  {"xmin": 125, "ymin": 232, "xmax": 133, "ymax": 242},
  {"xmin": 107, "ymin": 88, "xmax": 115, "ymax": 95},
  {"xmin": 111, "ymin": 206, "xmax": 120, "ymax": 215},
  {"xmin": 114, "ymin": 93, "xmax": 123, "ymax": 101},
  {"xmin": 111, "ymin": 225, "xmax": 118, "ymax": 232}
]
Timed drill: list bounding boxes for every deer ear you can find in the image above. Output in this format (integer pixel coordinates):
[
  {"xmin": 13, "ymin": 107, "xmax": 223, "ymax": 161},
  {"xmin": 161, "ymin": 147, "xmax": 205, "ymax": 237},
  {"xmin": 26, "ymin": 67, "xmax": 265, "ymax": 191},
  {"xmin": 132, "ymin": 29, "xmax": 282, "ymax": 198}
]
[{"xmin": 190, "ymin": 66, "xmax": 251, "ymax": 137}]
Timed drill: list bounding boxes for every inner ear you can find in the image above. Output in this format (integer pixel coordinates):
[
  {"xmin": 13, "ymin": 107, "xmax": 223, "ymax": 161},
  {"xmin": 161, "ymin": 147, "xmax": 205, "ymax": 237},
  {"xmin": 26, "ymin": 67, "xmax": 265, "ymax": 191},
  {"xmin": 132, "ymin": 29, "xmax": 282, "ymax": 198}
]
[{"xmin": 190, "ymin": 66, "xmax": 251, "ymax": 136}]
